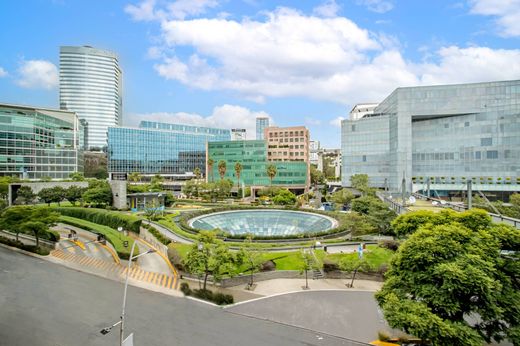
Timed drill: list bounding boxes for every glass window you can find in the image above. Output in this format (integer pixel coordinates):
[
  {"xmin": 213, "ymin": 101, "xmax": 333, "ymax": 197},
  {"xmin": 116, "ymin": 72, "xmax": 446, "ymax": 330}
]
[{"xmin": 481, "ymin": 138, "xmax": 492, "ymax": 146}]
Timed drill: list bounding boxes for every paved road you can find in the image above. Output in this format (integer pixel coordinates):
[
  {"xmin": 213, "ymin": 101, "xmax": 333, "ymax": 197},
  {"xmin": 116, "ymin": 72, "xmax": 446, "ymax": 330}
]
[
  {"xmin": 53, "ymin": 224, "xmax": 115, "ymax": 262},
  {"xmin": 0, "ymin": 247, "xmax": 362, "ymax": 346},
  {"xmin": 227, "ymin": 290, "xmax": 387, "ymax": 343},
  {"xmin": 133, "ymin": 238, "xmax": 172, "ymax": 275}
]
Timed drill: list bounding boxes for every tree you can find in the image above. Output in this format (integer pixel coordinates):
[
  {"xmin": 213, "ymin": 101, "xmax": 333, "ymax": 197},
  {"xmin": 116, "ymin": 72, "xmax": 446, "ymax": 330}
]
[
  {"xmin": 218, "ymin": 160, "xmax": 227, "ymax": 180},
  {"xmin": 310, "ymin": 165, "xmax": 325, "ymax": 188},
  {"xmin": 69, "ymin": 172, "xmax": 85, "ymax": 181},
  {"xmin": 339, "ymin": 256, "xmax": 372, "ymax": 288},
  {"xmin": 272, "ymin": 189, "xmax": 296, "ymax": 206},
  {"xmin": 376, "ymin": 215, "xmax": 520, "ymax": 346},
  {"xmin": 0, "ymin": 206, "xmax": 59, "ymax": 245},
  {"xmin": 128, "ymin": 172, "xmax": 141, "ymax": 183},
  {"xmin": 164, "ymin": 192, "xmax": 176, "ymax": 207},
  {"xmin": 350, "ymin": 174, "xmax": 371, "ymax": 195},
  {"xmin": 207, "ymin": 158, "xmax": 215, "ymax": 182},
  {"xmin": 240, "ymin": 235, "xmax": 264, "ymax": 289},
  {"xmin": 215, "ymin": 179, "xmax": 233, "ymax": 198},
  {"xmin": 194, "ymin": 167, "xmax": 202, "ymax": 180},
  {"xmin": 0, "ymin": 206, "xmax": 28, "ymax": 241},
  {"xmin": 183, "ymin": 232, "xmax": 243, "ymax": 290},
  {"xmin": 510, "ymin": 193, "xmax": 520, "ymax": 208},
  {"xmin": 144, "ymin": 199, "xmax": 162, "ymax": 221},
  {"xmin": 83, "ymin": 182, "xmax": 112, "ymax": 206},
  {"xmin": 16, "ymin": 186, "xmax": 35, "ymax": 204},
  {"xmin": 329, "ymin": 189, "xmax": 354, "ymax": 208},
  {"xmin": 21, "ymin": 221, "xmax": 48, "ymax": 248},
  {"xmin": 300, "ymin": 250, "xmax": 314, "ymax": 289},
  {"xmin": 234, "ymin": 162, "xmax": 243, "ymax": 189},
  {"xmin": 65, "ymin": 186, "xmax": 85, "ymax": 206},
  {"xmin": 266, "ymin": 164, "xmax": 277, "ymax": 186},
  {"xmin": 351, "ymin": 196, "xmax": 396, "ymax": 235},
  {"xmin": 38, "ymin": 188, "xmax": 58, "ymax": 206},
  {"xmin": 150, "ymin": 174, "xmax": 164, "ymax": 192}
]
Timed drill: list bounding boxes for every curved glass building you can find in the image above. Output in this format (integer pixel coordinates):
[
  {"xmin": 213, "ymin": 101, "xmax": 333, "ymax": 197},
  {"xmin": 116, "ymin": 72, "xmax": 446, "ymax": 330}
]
[{"xmin": 59, "ymin": 46, "xmax": 122, "ymax": 150}]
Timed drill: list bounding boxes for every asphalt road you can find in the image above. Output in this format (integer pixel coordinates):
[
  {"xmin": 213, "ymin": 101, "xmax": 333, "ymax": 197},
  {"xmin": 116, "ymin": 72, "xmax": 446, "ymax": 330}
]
[
  {"xmin": 53, "ymin": 224, "xmax": 115, "ymax": 262},
  {"xmin": 0, "ymin": 247, "xmax": 362, "ymax": 346},
  {"xmin": 133, "ymin": 238, "xmax": 172, "ymax": 274}
]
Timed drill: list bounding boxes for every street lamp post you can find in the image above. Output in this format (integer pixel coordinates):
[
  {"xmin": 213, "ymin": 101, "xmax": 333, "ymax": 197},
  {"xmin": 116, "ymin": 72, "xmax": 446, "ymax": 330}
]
[{"xmin": 101, "ymin": 241, "xmax": 155, "ymax": 345}]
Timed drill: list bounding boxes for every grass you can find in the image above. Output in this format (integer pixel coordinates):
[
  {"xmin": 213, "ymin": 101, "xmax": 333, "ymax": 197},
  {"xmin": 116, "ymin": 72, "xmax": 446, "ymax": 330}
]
[
  {"xmin": 321, "ymin": 245, "xmax": 394, "ymax": 270},
  {"xmin": 59, "ymin": 215, "xmax": 138, "ymax": 259}
]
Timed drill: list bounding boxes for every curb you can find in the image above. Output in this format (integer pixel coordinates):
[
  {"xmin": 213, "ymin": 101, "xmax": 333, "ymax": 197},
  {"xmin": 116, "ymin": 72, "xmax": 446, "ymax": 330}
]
[{"xmin": 0, "ymin": 242, "xmax": 48, "ymax": 259}]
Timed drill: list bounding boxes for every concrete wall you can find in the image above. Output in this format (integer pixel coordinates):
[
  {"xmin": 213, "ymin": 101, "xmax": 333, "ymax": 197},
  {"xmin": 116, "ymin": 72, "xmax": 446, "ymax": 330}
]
[
  {"xmin": 139, "ymin": 227, "xmax": 168, "ymax": 257},
  {"xmin": 109, "ymin": 180, "xmax": 127, "ymax": 210}
]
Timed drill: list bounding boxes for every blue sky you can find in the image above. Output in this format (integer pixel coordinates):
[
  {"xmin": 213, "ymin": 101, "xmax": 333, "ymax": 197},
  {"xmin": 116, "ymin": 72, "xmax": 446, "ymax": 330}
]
[{"xmin": 0, "ymin": 0, "xmax": 519, "ymax": 147}]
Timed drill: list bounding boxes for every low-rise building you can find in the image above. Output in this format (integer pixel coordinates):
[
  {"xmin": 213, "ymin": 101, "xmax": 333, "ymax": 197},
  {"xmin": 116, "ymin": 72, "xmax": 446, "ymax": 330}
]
[
  {"xmin": 0, "ymin": 103, "xmax": 84, "ymax": 180},
  {"xmin": 317, "ymin": 149, "xmax": 341, "ymax": 179}
]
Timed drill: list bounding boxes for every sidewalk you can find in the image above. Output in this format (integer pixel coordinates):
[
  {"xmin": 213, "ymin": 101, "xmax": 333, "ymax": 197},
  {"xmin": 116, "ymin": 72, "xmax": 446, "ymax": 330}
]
[{"xmin": 226, "ymin": 278, "xmax": 383, "ymax": 299}]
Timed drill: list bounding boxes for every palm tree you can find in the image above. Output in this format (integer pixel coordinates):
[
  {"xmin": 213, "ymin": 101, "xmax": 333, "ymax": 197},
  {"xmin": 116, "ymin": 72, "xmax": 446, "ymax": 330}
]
[
  {"xmin": 266, "ymin": 164, "xmax": 277, "ymax": 186},
  {"xmin": 207, "ymin": 158, "xmax": 215, "ymax": 182},
  {"xmin": 218, "ymin": 160, "xmax": 227, "ymax": 180},
  {"xmin": 234, "ymin": 162, "xmax": 243, "ymax": 188},
  {"xmin": 194, "ymin": 167, "xmax": 201, "ymax": 180}
]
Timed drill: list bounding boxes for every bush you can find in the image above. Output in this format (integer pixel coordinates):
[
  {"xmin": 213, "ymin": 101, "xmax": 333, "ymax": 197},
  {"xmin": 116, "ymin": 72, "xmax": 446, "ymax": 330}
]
[
  {"xmin": 142, "ymin": 223, "xmax": 171, "ymax": 245},
  {"xmin": 180, "ymin": 282, "xmax": 192, "ymax": 295},
  {"xmin": 322, "ymin": 259, "xmax": 340, "ymax": 272},
  {"xmin": 55, "ymin": 207, "xmax": 142, "ymax": 233},
  {"xmin": 0, "ymin": 236, "xmax": 50, "ymax": 255},
  {"xmin": 379, "ymin": 239, "xmax": 400, "ymax": 251},
  {"xmin": 260, "ymin": 260, "xmax": 276, "ymax": 271},
  {"xmin": 167, "ymin": 245, "xmax": 184, "ymax": 271},
  {"xmin": 213, "ymin": 292, "xmax": 234, "ymax": 305}
]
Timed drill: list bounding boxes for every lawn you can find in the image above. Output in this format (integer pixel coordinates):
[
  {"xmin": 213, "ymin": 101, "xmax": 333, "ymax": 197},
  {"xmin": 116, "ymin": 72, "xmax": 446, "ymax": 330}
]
[
  {"xmin": 320, "ymin": 245, "xmax": 394, "ymax": 270},
  {"xmin": 59, "ymin": 215, "xmax": 138, "ymax": 259}
]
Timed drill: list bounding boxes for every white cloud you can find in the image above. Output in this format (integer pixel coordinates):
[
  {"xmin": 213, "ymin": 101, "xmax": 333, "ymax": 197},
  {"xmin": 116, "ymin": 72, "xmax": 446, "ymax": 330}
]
[
  {"xmin": 16, "ymin": 60, "xmax": 58, "ymax": 90},
  {"xmin": 330, "ymin": 116, "xmax": 345, "ymax": 127},
  {"xmin": 0, "ymin": 67, "xmax": 7, "ymax": 77},
  {"xmin": 305, "ymin": 117, "xmax": 322, "ymax": 126},
  {"xmin": 136, "ymin": 6, "xmax": 520, "ymax": 106},
  {"xmin": 356, "ymin": 0, "xmax": 394, "ymax": 14},
  {"xmin": 313, "ymin": 0, "xmax": 341, "ymax": 18},
  {"xmin": 125, "ymin": 0, "xmax": 219, "ymax": 21},
  {"xmin": 127, "ymin": 104, "xmax": 272, "ymax": 139},
  {"xmin": 469, "ymin": 0, "xmax": 520, "ymax": 37}
]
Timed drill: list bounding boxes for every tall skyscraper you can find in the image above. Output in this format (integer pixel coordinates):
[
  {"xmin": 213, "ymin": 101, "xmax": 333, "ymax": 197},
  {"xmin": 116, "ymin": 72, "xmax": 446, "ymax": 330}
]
[
  {"xmin": 256, "ymin": 116, "xmax": 269, "ymax": 140},
  {"xmin": 60, "ymin": 46, "xmax": 122, "ymax": 150}
]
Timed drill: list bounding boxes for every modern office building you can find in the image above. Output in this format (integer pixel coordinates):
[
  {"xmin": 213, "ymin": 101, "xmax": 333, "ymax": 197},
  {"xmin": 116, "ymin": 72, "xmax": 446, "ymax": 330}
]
[
  {"xmin": 341, "ymin": 80, "xmax": 520, "ymax": 196},
  {"xmin": 309, "ymin": 140, "xmax": 320, "ymax": 165},
  {"xmin": 60, "ymin": 46, "xmax": 123, "ymax": 149},
  {"xmin": 256, "ymin": 116, "xmax": 269, "ymax": 139},
  {"xmin": 207, "ymin": 140, "xmax": 308, "ymax": 191},
  {"xmin": 0, "ymin": 103, "xmax": 84, "ymax": 180},
  {"xmin": 231, "ymin": 128, "xmax": 247, "ymax": 141},
  {"xmin": 107, "ymin": 121, "xmax": 230, "ymax": 179}
]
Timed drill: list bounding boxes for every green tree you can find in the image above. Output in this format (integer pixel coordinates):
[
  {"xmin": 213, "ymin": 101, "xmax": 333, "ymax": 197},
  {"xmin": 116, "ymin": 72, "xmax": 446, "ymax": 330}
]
[
  {"xmin": 218, "ymin": 160, "xmax": 227, "ymax": 180},
  {"xmin": 40, "ymin": 176, "xmax": 52, "ymax": 182},
  {"xmin": 144, "ymin": 199, "xmax": 162, "ymax": 221},
  {"xmin": 329, "ymin": 189, "xmax": 354, "ymax": 207},
  {"xmin": 83, "ymin": 182, "xmax": 112, "ymax": 206},
  {"xmin": 38, "ymin": 188, "xmax": 57, "ymax": 206},
  {"xmin": 0, "ymin": 206, "xmax": 28, "ymax": 241},
  {"xmin": 194, "ymin": 167, "xmax": 202, "ymax": 180},
  {"xmin": 182, "ymin": 180, "xmax": 199, "ymax": 198},
  {"xmin": 266, "ymin": 164, "xmax": 277, "ymax": 186},
  {"xmin": 350, "ymin": 174, "xmax": 371, "ymax": 195},
  {"xmin": 65, "ymin": 186, "xmax": 85, "ymax": 206},
  {"xmin": 351, "ymin": 196, "xmax": 396, "ymax": 235},
  {"xmin": 69, "ymin": 172, "xmax": 85, "ymax": 181},
  {"xmin": 510, "ymin": 193, "xmax": 520, "ymax": 208},
  {"xmin": 1, "ymin": 206, "xmax": 59, "ymax": 246},
  {"xmin": 272, "ymin": 189, "xmax": 296, "ymax": 206},
  {"xmin": 239, "ymin": 235, "xmax": 264, "ymax": 289},
  {"xmin": 310, "ymin": 165, "xmax": 325, "ymax": 187},
  {"xmin": 234, "ymin": 162, "xmax": 243, "ymax": 188},
  {"xmin": 164, "ymin": 192, "xmax": 176, "ymax": 207},
  {"xmin": 21, "ymin": 221, "xmax": 48, "ymax": 248},
  {"xmin": 376, "ymin": 217, "xmax": 520, "ymax": 346},
  {"xmin": 207, "ymin": 158, "xmax": 215, "ymax": 182},
  {"xmin": 340, "ymin": 256, "xmax": 372, "ymax": 288},
  {"xmin": 128, "ymin": 172, "xmax": 142, "ymax": 183},
  {"xmin": 183, "ymin": 231, "xmax": 243, "ymax": 290},
  {"xmin": 150, "ymin": 174, "xmax": 164, "ymax": 192},
  {"xmin": 300, "ymin": 250, "xmax": 314, "ymax": 289},
  {"xmin": 16, "ymin": 186, "xmax": 35, "ymax": 204}
]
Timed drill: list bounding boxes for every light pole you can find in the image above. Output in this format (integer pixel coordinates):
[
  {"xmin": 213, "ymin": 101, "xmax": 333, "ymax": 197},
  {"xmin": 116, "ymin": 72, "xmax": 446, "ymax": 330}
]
[
  {"xmin": 100, "ymin": 241, "xmax": 155, "ymax": 345},
  {"xmin": 117, "ymin": 226, "xmax": 123, "ymax": 240}
]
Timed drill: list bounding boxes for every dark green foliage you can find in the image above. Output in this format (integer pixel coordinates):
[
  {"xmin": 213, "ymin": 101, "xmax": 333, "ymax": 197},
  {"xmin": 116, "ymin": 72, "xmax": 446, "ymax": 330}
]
[
  {"xmin": 65, "ymin": 185, "xmax": 86, "ymax": 205},
  {"xmin": 69, "ymin": 172, "xmax": 85, "ymax": 181},
  {"xmin": 54, "ymin": 207, "xmax": 142, "ymax": 233},
  {"xmin": 164, "ymin": 192, "xmax": 176, "ymax": 207},
  {"xmin": 377, "ymin": 216, "xmax": 520, "ymax": 345},
  {"xmin": 0, "ymin": 236, "xmax": 50, "ymax": 255},
  {"xmin": 378, "ymin": 239, "xmax": 400, "ymax": 251},
  {"xmin": 322, "ymin": 259, "xmax": 340, "ymax": 272},
  {"xmin": 16, "ymin": 186, "xmax": 35, "ymax": 204},
  {"xmin": 83, "ymin": 181, "xmax": 112, "ymax": 207},
  {"xmin": 180, "ymin": 282, "xmax": 191, "ymax": 295},
  {"xmin": 167, "ymin": 245, "xmax": 184, "ymax": 271},
  {"xmin": 272, "ymin": 189, "xmax": 297, "ymax": 206},
  {"xmin": 351, "ymin": 196, "xmax": 396, "ymax": 235},
  {"xmin": 188, "ymin": 288, "xmax": 234, "ymax": 305},
  {"xmin": 38, "ymin": 186, "xmax": 66, "ymax": 205},
  {"xmin": 142, "ymin": 223, "xmax": 171, "ymax": 245}
]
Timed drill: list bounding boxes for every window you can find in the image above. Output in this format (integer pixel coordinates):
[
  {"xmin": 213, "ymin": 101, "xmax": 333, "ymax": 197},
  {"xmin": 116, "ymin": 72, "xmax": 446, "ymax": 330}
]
[
  {"xmin": 352, "ymin": 125, "xmax": 356, "ymax": 132},
  {"xmin": 475, "ymin": 151, "xmax": 481, "ymax": 159},
  {"xmin": 444, "ymin": 124, "xmax": 449, "ymax": 128},
  {"xmin": 481, "ymin": 138, "xmax": 492, "ymax": 146},
  {"xmin": 486, "ymin": 150, "xmax": 498, "ymax": 159},
  {"xmin": 464, "ymin": 122, "xmax": 470, "ymax": 127},
  {"xmin": 362, "ymin": 155, "xmax": 366, "ymax": 162}
]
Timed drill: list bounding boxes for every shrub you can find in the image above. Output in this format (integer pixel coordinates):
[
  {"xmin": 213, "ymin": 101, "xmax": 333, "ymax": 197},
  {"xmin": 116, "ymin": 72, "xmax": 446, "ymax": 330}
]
[
  {"xmin": 322, "ymin": 259, "xmax": 340, "ymax": 272},
  {"xmin": 55, "ymin": 207, "xmax": 142, "ymax": 233},
  {"xmin": 180, "ymin": 282, "xmax": 192, "ymax": 295},
  {"xmin": 143, "ymin": 224, "xmax": 171, "ymax": 245},
  {"xmin": 379, "ymin": 239, "xmax": 399, "ymax": 251},
  {"xmin": 213, "ymin": 292, "xmax": 234, "ymax": 305},
  {"xmin": 167, "ymin": 245, "xmax": 184, "ymax": 271},
  {"xmin": 0, "ymin": 236, "xmax": 50, "ymax": 255},
  {"xmin": 260, "ymin": 260, "xmax": 276, "ymax": 271}
]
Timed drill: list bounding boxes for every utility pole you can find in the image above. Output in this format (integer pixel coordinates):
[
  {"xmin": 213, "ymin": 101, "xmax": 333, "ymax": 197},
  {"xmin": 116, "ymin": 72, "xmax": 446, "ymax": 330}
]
[{"xmin": 467, "ymin": 180, "xmax": 472, "ymax": 209}]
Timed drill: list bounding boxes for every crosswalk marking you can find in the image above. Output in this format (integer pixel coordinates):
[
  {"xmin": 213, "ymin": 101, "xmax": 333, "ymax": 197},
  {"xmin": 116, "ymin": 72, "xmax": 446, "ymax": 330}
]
[{"xmin": 51, "ymin": 249, "xmax": 177, "ymax": 290}]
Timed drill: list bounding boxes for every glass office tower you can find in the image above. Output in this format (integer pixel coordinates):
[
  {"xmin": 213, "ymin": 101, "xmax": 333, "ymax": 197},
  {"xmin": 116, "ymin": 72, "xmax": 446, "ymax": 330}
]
[
  {"xmin": 341, "ymin": 80, "xmax": 520, "ymax": 194},
  {"xmin": 0, "ymin": 103, "xmax": 84, "ymax": 179},
  {"xmin": 207, "ymin": 140, "xmax": 308, "ymax": 188},
  {"xmin": 60, "ymin": 46, "xmax": 122, "ymax": 150},
  {"xmin": 108, "ymin": 122, "xmax": 230, "ymax": 177},
  {"xmin": 256, "ymin": 116, "xmax": 269, "ymax": 140}
]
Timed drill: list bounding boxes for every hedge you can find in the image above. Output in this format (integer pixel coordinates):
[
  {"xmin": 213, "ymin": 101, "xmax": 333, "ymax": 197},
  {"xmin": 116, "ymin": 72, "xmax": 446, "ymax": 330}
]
[
  {"xmin": 141, "ymin": 223, "xmax": 171, "ymax": 245},
  {"xmin": 180, "ymin": 282, "xmax": 234, "ymax": 305},
  {"xmin": 54, "ymin": 207, "xmax": 142, "ymax": 234},
  {"xmin": 0, "ymin": 236, "xmax": 50, "ymax": 255},
  {"xmin": 59, "ymin": 215, "xmax": 138, "ymax": 260}
]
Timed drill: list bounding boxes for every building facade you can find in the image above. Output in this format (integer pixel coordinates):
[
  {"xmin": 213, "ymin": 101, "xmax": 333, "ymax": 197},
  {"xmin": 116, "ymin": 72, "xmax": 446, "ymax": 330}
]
[
  {"xmin": 231, "ymin": 128, "xmax": 247, "ymax": 141},
  {"xmin": 341, "ymin": 80, "xmax": 520, "ymax": 195},
  {"xmin": 0, "ymin": 103, "xmax": 84, "ymax": 180},
  {"xmin": 349, "ymin": 103, "xmax": 379, "ymax": 121},
  {"xmin": 108, "ymin": 121, "xmax": 230, "ymax": 179},
  {"xmin": 318, "ymin": 149, "xmax": 341, "ymax": 179},
  {"xmin": 256, "ymin": 116, "xmax": 269, "ymax": 140},
  {"xmin": 309, "ymin": 140, "xmax": 320, "ymax": 165},
  {"xmin": 60, "ymin": 46, "xmax": 122, "ymax": 150},
  {"xmin": 207, "ymin": 140, "xmax": 308, "ymax": 190}
]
